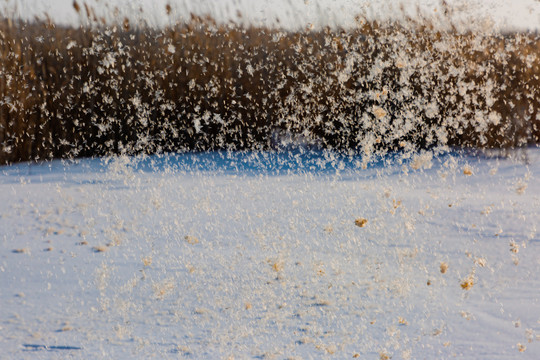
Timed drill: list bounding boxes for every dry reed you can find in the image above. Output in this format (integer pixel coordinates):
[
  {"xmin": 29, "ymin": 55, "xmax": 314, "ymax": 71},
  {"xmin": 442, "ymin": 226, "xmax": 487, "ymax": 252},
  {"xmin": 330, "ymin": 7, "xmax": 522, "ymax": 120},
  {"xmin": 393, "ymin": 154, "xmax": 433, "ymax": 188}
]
[{"xmin": 1, "ymin": 6, "xmax": 539, "ymax": 164}]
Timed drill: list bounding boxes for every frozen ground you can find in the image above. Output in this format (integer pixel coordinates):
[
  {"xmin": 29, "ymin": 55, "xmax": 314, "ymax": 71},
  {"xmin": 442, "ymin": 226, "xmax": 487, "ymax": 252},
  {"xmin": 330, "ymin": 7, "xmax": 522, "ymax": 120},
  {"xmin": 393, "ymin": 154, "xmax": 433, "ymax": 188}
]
[{"xmin": 1, "ymin": 149, "xmax": 540, "ymax": 359}]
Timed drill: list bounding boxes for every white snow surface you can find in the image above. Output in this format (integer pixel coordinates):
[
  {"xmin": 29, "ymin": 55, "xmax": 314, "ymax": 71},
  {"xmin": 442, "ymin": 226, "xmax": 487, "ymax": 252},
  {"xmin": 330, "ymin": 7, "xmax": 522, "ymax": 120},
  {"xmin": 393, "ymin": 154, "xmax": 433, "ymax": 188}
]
[{"xmin": 1, "ymin": 149, "xmax": 540, "ymax": 359}]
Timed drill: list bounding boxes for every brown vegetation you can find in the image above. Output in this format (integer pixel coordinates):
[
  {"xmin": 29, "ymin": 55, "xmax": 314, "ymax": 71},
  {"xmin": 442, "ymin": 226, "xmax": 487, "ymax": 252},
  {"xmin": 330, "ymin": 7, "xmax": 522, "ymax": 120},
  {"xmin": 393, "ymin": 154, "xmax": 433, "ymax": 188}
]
[{"xmin": 1, "ymin": 10, "xmax": 539, "ymax": 164}]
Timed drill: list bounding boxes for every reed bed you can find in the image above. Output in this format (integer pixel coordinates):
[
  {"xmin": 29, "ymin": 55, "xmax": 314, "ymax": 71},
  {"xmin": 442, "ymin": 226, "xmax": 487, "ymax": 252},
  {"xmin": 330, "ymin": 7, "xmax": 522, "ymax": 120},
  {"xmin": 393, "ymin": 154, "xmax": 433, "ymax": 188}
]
[{"xmin": 1, "ymin": 7, "xmax": 539, "ymax": 164}]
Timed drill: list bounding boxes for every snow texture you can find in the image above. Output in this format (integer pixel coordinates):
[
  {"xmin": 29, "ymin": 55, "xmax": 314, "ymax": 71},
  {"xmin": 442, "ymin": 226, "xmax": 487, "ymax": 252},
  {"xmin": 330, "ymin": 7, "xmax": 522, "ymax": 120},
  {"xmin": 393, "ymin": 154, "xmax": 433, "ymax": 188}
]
[{"xmin": 1, "ymin": 149, "xmax": 539, "ymax": 359}]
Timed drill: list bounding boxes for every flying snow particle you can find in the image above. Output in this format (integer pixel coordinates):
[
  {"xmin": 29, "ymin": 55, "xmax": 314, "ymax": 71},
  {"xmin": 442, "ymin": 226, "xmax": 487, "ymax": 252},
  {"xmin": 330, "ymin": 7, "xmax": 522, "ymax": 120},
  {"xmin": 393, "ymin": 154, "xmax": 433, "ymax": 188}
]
[{"xmin": 372, "ymin": 106, "xmax": 387, "ymax": 119}]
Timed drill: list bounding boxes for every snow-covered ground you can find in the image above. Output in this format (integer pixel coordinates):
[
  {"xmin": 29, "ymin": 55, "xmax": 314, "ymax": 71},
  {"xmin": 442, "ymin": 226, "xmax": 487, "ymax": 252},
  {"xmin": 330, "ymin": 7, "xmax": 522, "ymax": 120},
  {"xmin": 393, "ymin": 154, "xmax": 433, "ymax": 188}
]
[{"xmin": 1, "ymin": 149, "xmax": 539, "ymax": 359}]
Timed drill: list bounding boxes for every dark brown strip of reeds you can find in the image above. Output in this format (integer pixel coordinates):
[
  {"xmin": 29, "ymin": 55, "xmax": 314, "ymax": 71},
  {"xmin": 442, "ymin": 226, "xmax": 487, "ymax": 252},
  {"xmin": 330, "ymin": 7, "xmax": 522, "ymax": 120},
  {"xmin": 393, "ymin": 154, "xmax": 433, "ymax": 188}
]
[{"xmin": 1, "ymin": 14, "xmax": 539, "ymax": 164}]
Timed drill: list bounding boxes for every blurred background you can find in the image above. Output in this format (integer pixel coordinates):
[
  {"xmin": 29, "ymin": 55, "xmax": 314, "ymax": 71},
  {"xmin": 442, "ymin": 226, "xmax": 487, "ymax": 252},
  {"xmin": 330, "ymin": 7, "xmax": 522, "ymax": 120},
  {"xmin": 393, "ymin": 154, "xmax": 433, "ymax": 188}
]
[{"xmin": 3, "ymin": 0, "xmax": 540, "ymax": 31}]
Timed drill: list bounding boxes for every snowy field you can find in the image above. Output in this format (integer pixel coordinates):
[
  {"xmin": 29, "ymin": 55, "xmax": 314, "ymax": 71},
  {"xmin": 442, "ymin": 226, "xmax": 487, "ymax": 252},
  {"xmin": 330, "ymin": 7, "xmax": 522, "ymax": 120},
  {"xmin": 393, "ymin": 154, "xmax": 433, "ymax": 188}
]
[{"xmin": 1, "ymin": 149, "xmax": 539, "ymax": 359}]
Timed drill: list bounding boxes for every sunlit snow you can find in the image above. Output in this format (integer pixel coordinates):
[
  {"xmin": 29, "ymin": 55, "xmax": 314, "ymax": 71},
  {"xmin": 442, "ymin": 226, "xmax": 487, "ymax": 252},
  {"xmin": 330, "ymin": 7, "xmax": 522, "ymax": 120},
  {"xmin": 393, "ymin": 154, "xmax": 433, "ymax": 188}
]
[
  {"xmin": 1, "ymin": 0, "xmax": 540, "ymax": 358},
  {"xmin": 1, "ymin": 150, "xmax": 540, "ymax": 358}
]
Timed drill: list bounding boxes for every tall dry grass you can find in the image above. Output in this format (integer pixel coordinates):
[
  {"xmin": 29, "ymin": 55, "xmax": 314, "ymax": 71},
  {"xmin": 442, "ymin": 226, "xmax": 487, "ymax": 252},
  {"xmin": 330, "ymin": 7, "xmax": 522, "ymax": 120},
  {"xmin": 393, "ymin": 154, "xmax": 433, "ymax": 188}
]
[{"xmin": 1, "ymin": 6, "xmax": 539, "ymax": 164}]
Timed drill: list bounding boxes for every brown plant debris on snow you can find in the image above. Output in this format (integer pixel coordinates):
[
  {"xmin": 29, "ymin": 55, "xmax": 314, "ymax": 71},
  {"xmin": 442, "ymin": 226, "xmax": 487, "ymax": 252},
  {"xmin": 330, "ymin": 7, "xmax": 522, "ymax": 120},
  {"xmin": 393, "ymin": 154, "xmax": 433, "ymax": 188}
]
[
  {"xmin": 272, "ymin": 261, "xmax": 284, "ymax": 272},
  {"xmin": 184, "ymin": 235, "xmax": 199, "ymax": 245},
  {"xmin": 460, "ymin": 273, "xmax": 475, "ymax": 290},
  {"xmin": 509, "ymin": 241, "xmax": 519, "ymax": 253},
  {"xmin": 92, "ymin": 245, "xmax": 108, "ymax": 253},
  {"xmin": 142, "ymin": 256, "xmax": 153, "ymax": 266},
  {"xmin": 355, "ymin": 218, "xmax": 368, "ymax": 228},
  {"xmin": 440, "ymin": 262, "xmax": 449, "ymax": 274}
]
